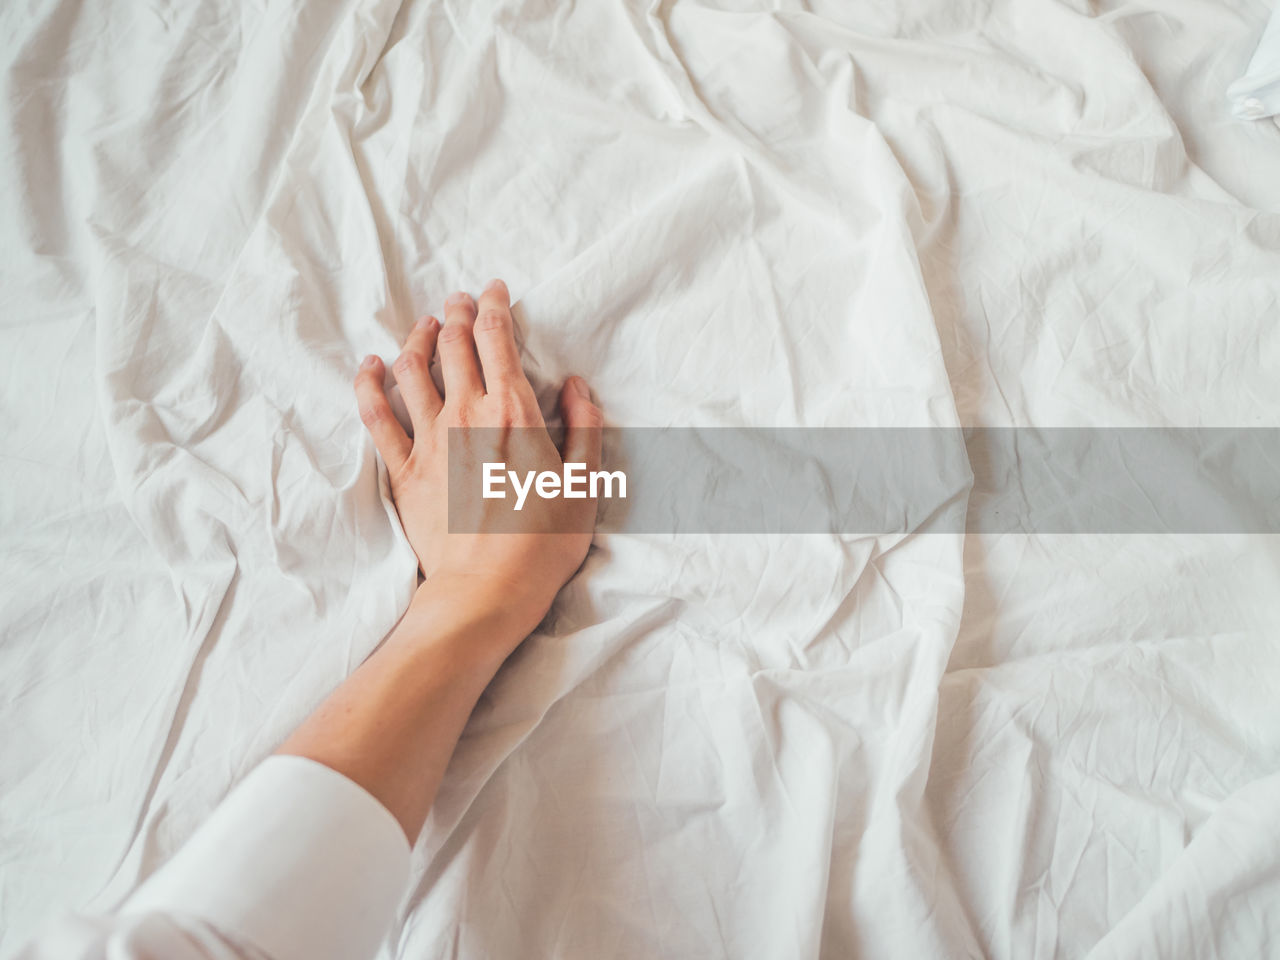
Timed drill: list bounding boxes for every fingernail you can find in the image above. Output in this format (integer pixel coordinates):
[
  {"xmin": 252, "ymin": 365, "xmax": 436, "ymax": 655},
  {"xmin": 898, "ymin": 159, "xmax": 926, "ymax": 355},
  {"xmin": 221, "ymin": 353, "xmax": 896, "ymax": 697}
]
[
  {"xmin": 572, "ymin": 376, "xmax": 590, "ymax": 399},
  {"xmin": 484, "ymin": 278, "xmax": 507, "ymax": 295},
  {"xmin": 445, "ymin": 291, "xmax": 473, "ymax": 309},
  {"xmin": 360, "ymin": 354, "xmax": 378, "ymax": 369},
  {"xmin": 415, "ymin": 315, "xmax": 436, "ymax": 331}
]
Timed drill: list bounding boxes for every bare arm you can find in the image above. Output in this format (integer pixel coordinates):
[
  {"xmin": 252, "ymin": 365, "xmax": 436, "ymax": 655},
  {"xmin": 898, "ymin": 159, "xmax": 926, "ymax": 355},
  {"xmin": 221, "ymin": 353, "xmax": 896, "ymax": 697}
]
[
  {"xmin": 278, "ymin": 279, "xmax": 602, "ymax": 843},
  {"xmin": 16, "ymin": 279, "xmax": 597, "ymax": 960}
]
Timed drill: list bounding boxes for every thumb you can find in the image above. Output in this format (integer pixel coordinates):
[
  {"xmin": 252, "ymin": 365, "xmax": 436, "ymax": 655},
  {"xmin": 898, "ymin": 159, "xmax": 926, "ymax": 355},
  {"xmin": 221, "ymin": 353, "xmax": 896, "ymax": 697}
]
[{"xmin": 558, "ymin": 376, "xmax": 603, "ymax": 473}]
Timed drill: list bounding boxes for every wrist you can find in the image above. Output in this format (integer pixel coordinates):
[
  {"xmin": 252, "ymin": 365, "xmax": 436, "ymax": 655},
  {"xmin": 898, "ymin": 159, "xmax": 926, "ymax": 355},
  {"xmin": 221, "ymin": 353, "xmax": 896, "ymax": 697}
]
[{"xmin": 388, "ymin": 574, "xmax": 546, "ymax": 671}]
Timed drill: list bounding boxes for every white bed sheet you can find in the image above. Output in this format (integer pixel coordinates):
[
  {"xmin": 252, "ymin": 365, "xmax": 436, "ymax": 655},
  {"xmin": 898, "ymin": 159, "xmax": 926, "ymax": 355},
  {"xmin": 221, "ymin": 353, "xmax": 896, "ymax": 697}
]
[{"xmin": 2, "ymin": 0, "xmax": 1278, "ymax": 957}]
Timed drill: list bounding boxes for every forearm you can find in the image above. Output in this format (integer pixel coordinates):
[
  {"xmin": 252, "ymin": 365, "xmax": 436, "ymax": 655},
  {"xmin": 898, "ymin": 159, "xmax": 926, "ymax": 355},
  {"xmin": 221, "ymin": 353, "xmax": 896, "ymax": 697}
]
[
  {"xmin": 14, "ymin": 285, "xmax": 595, "ymax": 960},
  {"xmin": 276, "ymin": 577, "xmax": 533, "ymax": 843},
  {"xmin": 279, "ymin": 279, "xmax": 599, "ymax": 848}
]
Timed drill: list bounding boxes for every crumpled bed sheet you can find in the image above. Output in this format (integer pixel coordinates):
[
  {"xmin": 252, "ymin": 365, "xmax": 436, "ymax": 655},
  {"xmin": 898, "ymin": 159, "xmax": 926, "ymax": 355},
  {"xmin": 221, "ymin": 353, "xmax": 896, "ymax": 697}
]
[{"xmin": 2, "ymin": 1, "xmax": 1278, "ymax": 958}]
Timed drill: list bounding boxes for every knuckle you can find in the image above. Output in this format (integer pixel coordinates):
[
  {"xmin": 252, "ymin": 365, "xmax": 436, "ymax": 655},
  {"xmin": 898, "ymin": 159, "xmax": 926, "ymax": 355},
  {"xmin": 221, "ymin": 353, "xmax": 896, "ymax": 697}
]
[
  {"xmin": 509, "ymin": 392, "xmax": 545, "ymax": 427},
  {"xmin": 358, "ymin": 401, "xmax": 387, "ymax": 428},
  {"xmin": 519, "ymin": 385, "xmax": 545, "ymax": 417},
  {"xmin": 393, "ymin": 350, "xmax": 427, "ymax": 377},
  {"xmin": 578, "ymin": 405, "xmax": 605, "ymax": 429},
  {"xmin": 474, "ymin": 308, "xmax": 509, "ymax": 335},
  {"xmin": 438, "ymin": 323, "xmax": 471, "ymax": 345},
  {"xmin": 447, "ymin": 402, "xmax": 473, "ymax": 428},
  {"xmin": 512, "ymin": 381, "xmax": 539, "ymax": 408},
  {"xmin": 486, "ymin": 390, "xmax": 519, "ymax": 420}
]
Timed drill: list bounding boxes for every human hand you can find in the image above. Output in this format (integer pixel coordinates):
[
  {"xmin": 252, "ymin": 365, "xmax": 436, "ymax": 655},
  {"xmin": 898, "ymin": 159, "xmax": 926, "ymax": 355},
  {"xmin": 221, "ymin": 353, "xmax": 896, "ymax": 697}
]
[{"xmin": 353, "ymin": 280, "xmax": 602, "ymax": 640}]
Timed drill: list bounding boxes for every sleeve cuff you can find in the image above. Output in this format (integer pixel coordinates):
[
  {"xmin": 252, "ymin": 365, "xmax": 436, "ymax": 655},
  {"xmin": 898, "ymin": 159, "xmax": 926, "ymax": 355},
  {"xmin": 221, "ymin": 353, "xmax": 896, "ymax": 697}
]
[{"xmin": 120, "ymin": 755, "xmax": 411, "ymax": 960}]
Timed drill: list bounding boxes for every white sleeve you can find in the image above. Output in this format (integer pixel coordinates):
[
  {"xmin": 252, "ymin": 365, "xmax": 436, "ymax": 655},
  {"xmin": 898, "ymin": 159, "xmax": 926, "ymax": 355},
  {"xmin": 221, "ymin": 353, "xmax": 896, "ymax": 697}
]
[{"xmin": 15, "ymin": 755, "xmax": 412, "ymax": 960}]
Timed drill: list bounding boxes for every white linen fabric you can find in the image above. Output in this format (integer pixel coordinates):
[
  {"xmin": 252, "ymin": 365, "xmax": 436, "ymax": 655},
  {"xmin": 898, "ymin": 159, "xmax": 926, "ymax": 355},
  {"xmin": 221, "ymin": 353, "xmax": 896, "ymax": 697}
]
[
  {"xmin": 1229, "ymin": 1, "xmax": 1280, "ymax": 118},
  {"xmin": 2, "ymin": 1, "xmax": 1278, "ymax": 959},
  {"xmin": 14, "ymin": 915, "xmax": 265, "ymax": 960},
  {"xmin": 16, "ymin": 756, "xmax": 408, "ymax": 960}
]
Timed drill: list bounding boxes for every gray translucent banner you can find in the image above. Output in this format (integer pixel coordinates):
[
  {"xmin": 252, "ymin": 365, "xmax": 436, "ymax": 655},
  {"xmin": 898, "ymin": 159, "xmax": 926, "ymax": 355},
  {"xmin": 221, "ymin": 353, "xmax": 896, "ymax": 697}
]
[{"xmin": 447, "ymin": 428, "xmax": 1280, "ymax": 534}]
